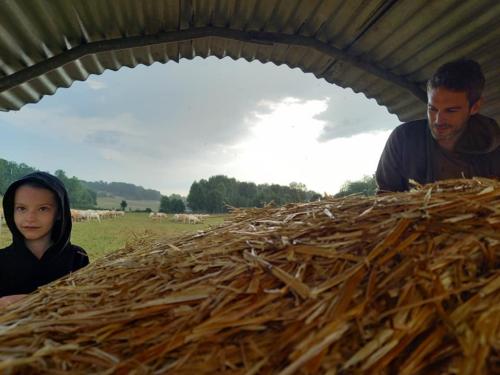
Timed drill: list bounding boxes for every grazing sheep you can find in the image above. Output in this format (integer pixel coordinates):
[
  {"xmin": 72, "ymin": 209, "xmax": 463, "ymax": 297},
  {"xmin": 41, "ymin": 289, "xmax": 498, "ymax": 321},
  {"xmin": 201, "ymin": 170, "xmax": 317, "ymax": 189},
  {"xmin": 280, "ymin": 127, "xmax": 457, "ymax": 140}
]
[
  {"xmin": 172, "ymin": 213, "xmax": 188, "ymax": 223},
  {"xmin": 149, "ymin": 212, "xmax": 167, "ymax": 220},
  {"xmin": 187, "ymin": 214, "xmax": 201, "ymax": 224},
  {"xmin": 172, "ymin": 213, "xmax": 202, "ymax": 224},
  {"xmin": 80, "ymin": 210, "xmax": 101, "ymax": 223},
  {"xmin": 70, "ymin": 209, "xmax": 84, "ymax": 223},
  {"xmin": 70, "ymin": 209, "xmax": 124, "ymax": 223}
]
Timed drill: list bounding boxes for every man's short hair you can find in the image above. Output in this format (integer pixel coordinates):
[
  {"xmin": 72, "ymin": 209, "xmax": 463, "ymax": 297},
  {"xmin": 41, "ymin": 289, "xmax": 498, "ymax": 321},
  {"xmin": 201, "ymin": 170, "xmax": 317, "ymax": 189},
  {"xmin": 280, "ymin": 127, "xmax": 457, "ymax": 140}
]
[{"xmin": 427, "ymin": 59, "xmax": 485, "ymax": 106}]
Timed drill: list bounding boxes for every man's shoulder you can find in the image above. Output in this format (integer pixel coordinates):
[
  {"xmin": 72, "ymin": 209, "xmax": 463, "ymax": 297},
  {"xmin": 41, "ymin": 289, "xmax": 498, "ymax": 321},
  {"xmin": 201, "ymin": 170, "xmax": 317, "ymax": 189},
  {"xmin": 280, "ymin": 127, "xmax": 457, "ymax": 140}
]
[
  {"xmin": 388, "ymin": 119, "xmax": 428, "ymax": 144},
  {"xmin": 457, "ymin": 114, "xmax": 500, "ymax": 154},
  {"xmin": 393, "ymin": 119, "xmax": 428, "ymax": 134}
]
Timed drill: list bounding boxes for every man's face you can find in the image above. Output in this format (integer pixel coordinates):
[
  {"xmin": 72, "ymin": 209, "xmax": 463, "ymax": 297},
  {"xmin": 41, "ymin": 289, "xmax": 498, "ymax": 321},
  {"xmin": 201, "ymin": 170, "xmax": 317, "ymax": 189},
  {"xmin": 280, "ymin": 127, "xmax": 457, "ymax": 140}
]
[{"xmin": 427, "ymin": 87, "xmax": 480, "ymax": 149}]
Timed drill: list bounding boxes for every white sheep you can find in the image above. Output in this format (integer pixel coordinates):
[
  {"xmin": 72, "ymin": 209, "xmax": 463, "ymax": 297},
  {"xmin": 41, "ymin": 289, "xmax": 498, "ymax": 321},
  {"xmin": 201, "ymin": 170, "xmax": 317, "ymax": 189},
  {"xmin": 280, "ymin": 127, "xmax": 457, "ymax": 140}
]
[
  {"xmin": 187, "ymin": 214, "xmax": 201, "ymax": 224},
  {"xmin": 149, "ymin": 212, "xmax": 167, "ymax": 220},
  {"xmin": 81, "ymin": 210, "xmax": 101, "ymax": 223}
]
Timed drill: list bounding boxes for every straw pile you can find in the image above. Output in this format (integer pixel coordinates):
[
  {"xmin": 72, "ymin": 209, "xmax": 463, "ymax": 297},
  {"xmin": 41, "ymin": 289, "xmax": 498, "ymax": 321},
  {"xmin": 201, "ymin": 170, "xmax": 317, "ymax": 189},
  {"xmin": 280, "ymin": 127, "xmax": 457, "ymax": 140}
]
[{"xmin": 0, "ymin": 178, "xmax": 499, "ymax": 374}]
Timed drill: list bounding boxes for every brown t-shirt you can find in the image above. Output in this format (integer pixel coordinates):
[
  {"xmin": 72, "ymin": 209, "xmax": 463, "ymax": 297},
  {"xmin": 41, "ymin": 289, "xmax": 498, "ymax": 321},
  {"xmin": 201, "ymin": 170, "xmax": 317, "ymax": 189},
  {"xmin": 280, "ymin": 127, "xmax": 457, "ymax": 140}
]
[{"xmin": 432, "ymin": 142, "xmax": 473, "ymax": 180}]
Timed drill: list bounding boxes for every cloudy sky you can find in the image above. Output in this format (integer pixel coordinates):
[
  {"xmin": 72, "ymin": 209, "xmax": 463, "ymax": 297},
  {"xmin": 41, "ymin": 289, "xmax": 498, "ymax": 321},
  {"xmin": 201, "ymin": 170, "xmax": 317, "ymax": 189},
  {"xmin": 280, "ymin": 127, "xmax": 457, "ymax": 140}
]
[{"xmin": 0, "ymin": 57, "xmax": 401, "ymax": 196}]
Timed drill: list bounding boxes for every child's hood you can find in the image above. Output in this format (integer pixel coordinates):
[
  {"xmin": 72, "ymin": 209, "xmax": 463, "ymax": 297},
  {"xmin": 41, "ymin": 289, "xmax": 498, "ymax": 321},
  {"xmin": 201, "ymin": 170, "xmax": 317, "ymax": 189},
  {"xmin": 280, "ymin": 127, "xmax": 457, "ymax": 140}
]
[{"xmin": 2, "ymin": 171, "xmax": 72, "ymax": 257}]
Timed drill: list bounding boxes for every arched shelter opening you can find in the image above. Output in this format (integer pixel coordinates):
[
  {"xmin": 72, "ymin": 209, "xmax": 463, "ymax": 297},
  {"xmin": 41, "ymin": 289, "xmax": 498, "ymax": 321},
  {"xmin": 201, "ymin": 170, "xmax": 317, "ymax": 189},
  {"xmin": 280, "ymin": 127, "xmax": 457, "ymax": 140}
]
[
  {"xmin": 0, "ymin": 3, "xmax": 500, "ymax": 374},
  {"xmin": 1, "ymin": 0, "xmax": 499, "ymax": 124}
]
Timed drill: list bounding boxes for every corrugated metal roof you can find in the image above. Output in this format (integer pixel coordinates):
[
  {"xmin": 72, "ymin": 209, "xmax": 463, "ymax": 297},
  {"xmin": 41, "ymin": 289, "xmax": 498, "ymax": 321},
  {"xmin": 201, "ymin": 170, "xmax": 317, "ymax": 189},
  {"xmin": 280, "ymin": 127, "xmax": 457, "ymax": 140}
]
[{"xmin": 0, "ymin": 0, "xmax": 499, "ymax": 123}]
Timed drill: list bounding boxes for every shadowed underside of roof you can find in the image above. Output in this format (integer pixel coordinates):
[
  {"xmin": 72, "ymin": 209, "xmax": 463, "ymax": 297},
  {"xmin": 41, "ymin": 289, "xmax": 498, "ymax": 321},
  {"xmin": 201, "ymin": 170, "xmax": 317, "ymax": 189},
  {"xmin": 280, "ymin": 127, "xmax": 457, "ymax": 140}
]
[{"xmin": 0, "ymin": 0, "xmax": 499, "ymax": 123}]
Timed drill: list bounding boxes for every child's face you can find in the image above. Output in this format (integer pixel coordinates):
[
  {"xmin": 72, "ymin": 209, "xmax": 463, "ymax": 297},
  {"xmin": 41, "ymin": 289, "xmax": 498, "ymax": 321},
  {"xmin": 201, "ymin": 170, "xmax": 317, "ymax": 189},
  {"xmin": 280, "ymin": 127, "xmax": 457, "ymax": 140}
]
[{"xmin": 13, "ymin": 185, "xmax": 58, "ymax": 243}]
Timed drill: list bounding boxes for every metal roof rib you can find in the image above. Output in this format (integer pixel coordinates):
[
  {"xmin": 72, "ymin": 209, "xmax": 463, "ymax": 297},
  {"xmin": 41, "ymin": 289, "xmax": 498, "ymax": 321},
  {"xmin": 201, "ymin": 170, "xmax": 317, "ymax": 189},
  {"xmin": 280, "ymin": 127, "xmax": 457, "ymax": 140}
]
[{"xmin": 0, "ymin": 27, "xmax": 427, "ymax": 101}]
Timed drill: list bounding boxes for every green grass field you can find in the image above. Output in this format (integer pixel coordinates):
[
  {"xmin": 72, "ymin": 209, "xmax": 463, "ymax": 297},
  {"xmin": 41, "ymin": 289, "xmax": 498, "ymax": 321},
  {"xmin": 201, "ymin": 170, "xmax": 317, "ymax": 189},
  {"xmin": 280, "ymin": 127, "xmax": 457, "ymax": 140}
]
[
  {"xmin": 0, "ymin": 213, "xmax": 226, "ymax": 261},
  {"xmin": 96, "ymin": 197, "xmax": 160, "ymax": 211}
]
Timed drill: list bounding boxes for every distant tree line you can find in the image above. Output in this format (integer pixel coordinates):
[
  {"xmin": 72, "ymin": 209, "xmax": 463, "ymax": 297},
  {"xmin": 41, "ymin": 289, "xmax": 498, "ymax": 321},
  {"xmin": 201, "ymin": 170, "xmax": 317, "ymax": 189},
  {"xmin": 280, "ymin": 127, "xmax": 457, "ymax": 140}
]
[
  {"xmin": 334, "ymin": 175, "xmax": 377, "ymax": 197},
  {"xmin": 0, "ymin": 158, "xmax": 96, "ymax": 208},
  {"xmin": 1, "ymin": 158, "xmax": 379, "ymax": 215},
  {"xmin": 187, "ymin": 175, "xmax": 321, "ymax": 213},
  {"xmin": 159, "ymin": 194, "xmax": 186, "ymax": 213},
  {"xmin": 54, "ymin": 170, "xmax": 97, "ymax": 208},
  {"xmin": 0, "ymin": 158, "xmax": 36, "ymax": 194},
  {"xmin": 82, "ymin": 180, "xmax": 161, "ymax": 201}
]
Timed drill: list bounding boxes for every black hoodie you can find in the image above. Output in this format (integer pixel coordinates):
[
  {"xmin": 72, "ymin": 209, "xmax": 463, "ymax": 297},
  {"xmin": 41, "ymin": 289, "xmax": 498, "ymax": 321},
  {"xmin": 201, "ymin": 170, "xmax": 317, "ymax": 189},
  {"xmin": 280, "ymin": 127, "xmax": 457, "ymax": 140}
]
[{"xmin": 0, "ymin": 172, "xmax": 89, "ymax": 297}]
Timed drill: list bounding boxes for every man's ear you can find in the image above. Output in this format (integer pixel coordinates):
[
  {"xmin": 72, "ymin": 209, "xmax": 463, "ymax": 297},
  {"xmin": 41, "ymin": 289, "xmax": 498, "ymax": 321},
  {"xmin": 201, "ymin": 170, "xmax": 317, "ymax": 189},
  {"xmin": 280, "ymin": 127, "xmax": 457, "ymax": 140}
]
[{"xmin": 470, "ymin": 97, "xmax": 482, "ymax": 115}]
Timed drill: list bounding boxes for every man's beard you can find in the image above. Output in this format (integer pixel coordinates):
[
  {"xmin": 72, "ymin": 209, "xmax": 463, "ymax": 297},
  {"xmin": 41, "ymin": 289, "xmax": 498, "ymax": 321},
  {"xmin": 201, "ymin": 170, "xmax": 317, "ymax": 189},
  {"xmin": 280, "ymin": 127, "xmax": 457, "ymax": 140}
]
[{"xmin": 429, "ymin": 118, "xmax": 468, "ymax": 143}]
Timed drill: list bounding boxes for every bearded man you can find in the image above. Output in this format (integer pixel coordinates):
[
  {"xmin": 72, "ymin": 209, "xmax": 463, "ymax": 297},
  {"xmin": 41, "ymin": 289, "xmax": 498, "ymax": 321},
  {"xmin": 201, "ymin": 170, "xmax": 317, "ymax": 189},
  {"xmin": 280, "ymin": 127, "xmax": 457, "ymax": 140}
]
[{"xmin": 376, "ymin": 59, "xmax": 500, "ymax": 192}]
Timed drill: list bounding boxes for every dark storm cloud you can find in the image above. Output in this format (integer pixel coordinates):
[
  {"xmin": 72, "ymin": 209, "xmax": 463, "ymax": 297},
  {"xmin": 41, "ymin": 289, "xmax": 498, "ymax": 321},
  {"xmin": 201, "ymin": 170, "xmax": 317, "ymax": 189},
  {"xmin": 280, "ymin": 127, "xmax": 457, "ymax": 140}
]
[{"xmin": 315, "ymin": 94, "xmax": 399, "ymax": 141}]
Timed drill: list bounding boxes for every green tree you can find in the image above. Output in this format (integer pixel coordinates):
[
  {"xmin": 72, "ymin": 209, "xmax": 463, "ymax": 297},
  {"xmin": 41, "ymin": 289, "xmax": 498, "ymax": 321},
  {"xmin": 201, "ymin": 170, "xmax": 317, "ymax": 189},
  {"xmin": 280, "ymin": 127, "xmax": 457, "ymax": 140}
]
[
  {"xmin": 187, "ymin": 181, "xmax": 206, "ymax": 211},
  {"xmin": 289, "ymin": 182, "xmax": 307, "ymax": 191},
  {"xmin": 120, "ymin": 200, "xmax": 128, "ymax": 211},
  {"xmin": 55, "ymin": 169, "xmax": 97, "ymax": 208},
  {"xmin": 335, "ymin": 175, "xmax": 377, "ymax": 197},
  {"xmin": 187, "ymin": 175, "xmax": 321, "ymax": 213},
  {"xmin": 206, "ymin": 189, "xmax": 224, "ymax": 213},
  {"xmin": 159, "ymin": 195, "xmax": 170, "ymax": 213},
  {"xmin": 0, "ymin": 158, "xmax": 36, "ymax": 194},
  {"xmin": 160, "ymin": 195, "xmax": 186, "ymax": 213},
  {"xmin": 309, "ymin": 193, "xmax": 322, "ymax": 201},
  {"xmin": 169, "ymin": 197, "xmax": 185, "ymax": 213},
  {"xmin": 236, "ymin": 181, "xmax": 257, "ymax": 207}
]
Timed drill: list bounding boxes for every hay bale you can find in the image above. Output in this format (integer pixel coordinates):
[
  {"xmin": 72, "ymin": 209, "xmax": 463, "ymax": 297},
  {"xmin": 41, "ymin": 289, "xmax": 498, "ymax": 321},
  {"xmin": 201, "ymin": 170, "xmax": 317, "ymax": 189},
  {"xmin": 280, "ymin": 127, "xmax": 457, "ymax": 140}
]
[{"xmin": 0, "ymin": 178, "xmax": 499, "ymax": 374}]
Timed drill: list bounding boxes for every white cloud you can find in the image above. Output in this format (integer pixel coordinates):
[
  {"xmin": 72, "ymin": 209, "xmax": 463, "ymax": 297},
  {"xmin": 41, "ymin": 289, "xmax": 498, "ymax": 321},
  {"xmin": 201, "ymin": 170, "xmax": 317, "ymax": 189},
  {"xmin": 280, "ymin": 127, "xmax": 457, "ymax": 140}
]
[
  {"xmin": 221, "ymin": 97, "xmax": 391, "ymax": 194},
  {"xmin": 86, "ymin": 78, "xmax": 107, "ymax": 90}
]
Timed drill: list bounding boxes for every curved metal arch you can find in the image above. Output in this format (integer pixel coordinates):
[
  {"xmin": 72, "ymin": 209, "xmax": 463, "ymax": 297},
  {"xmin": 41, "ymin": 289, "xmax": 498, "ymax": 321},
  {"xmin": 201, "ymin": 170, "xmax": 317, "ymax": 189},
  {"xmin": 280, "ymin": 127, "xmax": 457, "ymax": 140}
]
[{"xmin": 0, "ymin": 27, "xmax": 427, "ymax": 102}]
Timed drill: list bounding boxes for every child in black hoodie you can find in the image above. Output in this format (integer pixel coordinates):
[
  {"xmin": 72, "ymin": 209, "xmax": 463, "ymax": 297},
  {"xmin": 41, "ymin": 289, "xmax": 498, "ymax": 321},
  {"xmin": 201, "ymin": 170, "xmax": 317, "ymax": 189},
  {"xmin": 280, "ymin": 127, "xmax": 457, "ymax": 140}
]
[{"xmin": 0, "ymin": 172, "xmax": 89, "ymax": 307}]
